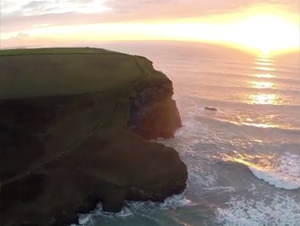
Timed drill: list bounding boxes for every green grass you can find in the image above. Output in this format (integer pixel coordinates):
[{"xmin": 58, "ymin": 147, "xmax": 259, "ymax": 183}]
[
  {"xmin": 0, "ymin": 47, "xmax": 186, "ymax": 226},
  {"xmin": 0, "ymin": 48, "xmax": 144, "ymax": 99},
  {"xmin": 0, "ymin": 47, "xmax": 174, "ymax": 189},
  {"xmin": 0, "ymin": 47, "xmax": 153, "ymax": 185},
  {"xmin": 0, "ymin": 47, "xmax": 116, "ymax": 56}
]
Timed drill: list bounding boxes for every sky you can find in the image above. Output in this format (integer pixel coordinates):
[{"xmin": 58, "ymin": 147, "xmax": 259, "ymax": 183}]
[{"xmin": 1, "ymin": 0, "xmax": 299, "ymax": 53}]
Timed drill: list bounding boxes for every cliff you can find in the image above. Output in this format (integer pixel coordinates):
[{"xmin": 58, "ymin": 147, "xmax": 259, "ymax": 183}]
[{"xmin": 0, "ymin": 48, "xmax": 187, "ymax": 226}]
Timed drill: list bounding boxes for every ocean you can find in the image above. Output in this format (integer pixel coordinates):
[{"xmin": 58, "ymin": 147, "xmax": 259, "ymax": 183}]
[{"xmin": 74, "ymin": 41, "xmax": 300, "ymax": 226}]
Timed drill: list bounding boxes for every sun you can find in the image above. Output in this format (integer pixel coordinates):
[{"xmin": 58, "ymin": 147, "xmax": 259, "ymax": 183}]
[
  {"xmin": 262, "ymin": 48, "xmax": 269, "ymax": 56},
  {"xmin": 225, "ymin": 15, "xmax": 300, "ymax": 54}
]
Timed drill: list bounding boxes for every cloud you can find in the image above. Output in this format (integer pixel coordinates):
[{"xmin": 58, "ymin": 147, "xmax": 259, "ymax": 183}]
[
  {"xmin": 0, "ymin": 32, "xmax": 55, "ymax": 49},
  {"xmin": 1, "ymin": 0, "xmax": 109, "ymax": 16},
  {"xmin": 104, "ymin": 0, "xmax": 300, "ymax": 17},
  {"xmin": 23, "ymin": 1, "xmax": 50, "ymax": 10},
  {"xmin": 104, "ymin": 0, "xmax": 175, "ymax": 11},
  {"xmin": 0, "ymin": 0, "xmax": 111, "ymax": 32},
  {"xmin": 10, "ymin": 32, "xmax": 30, "ymax": 39},
  {"xmin": 0, "ymin": 0, "xmax": 299, "ymax": 33},
  {"xmin": 22, "ymin": 1, "xmax": 53, "ymax": 15}
]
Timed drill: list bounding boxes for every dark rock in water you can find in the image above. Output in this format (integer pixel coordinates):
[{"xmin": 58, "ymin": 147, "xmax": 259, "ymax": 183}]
[
  {"xmin": 204, "ymin": 107, "xmax": 218, "ymax": 111},
  {"xmin": 0, "ymin": 48, "xmax": 187, "ymax": 226}
]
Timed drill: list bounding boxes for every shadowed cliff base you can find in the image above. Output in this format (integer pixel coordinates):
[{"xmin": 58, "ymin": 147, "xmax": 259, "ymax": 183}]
[{"xmin": 0, "ymin": 48, "xmax": 187, "ymax": 226}]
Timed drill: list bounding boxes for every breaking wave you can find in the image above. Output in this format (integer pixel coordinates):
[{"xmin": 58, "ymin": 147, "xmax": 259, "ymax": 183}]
[
  {"xmin": 71, "ymin": 194, "xmax": 192, "ymax": 226},
  {"xmin": 249, "ymin": 152, "xmax": 300, "ymax": 190},
  {"xmin": 221, "ymin": 152, "xmax": 300, "ymax": 190},
  {"xmin": 216, "ymin": 194, "xmax": 300, "ymax": 226}
]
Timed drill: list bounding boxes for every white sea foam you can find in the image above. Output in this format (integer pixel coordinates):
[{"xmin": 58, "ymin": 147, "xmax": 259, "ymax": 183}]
[
  {"xmin": 72, "ymin": 194, "xmax": 191, "ymax": 226},
  {"xmin": 216, "ymin": 194, "xmax": 300, "ymax": 226},
  {"xmin": 249, "ymin": 152, "xmax": 300, "ymax": 190},
  {"xmin": 221, "ymin": 151, "xmax": 300, "ymax": 190},
  {"xmin": 246, "ymin": 183, "xmax": 257, "ymax": 193},
  {"xmin": 78, "ymin": 214, "xmax": 92, "ymax": 225},
  {"xmin": 204, "ymin": 186, "xmax": 236, "ymax": 193}
]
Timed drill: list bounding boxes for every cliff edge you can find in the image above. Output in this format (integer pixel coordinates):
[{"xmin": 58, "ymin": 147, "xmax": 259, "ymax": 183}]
[{"xmin": 0, "ymin": 48, "xmax": 187, "ymax": 226}]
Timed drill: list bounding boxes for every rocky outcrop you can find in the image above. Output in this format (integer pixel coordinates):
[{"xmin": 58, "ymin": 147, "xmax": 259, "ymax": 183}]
[
  {"xmin": 126, "ymin": 56, "xmax": 182, "ymax": 140},
  {"xmin": 204, "ymin": 107, "xmax": 218, "ymax": 111},
  {"xmin": 0, "ymin": 48, "xmax": 187, "ymax": 226},
  {"xmin": 126, "ymin": 77, "xmax": 182, "ymax": 140}
]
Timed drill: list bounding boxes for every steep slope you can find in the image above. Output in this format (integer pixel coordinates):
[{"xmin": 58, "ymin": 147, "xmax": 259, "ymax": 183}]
[{"xmin": 0, "ymin": 48, "xmax": 187, "ymax": 226}]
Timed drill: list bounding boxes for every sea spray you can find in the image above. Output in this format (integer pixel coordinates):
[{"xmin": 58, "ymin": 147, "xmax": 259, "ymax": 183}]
[
  {"xmin": 216, "ymin": 194, "xmax": 300, "ymax": 226},
  {"xmin": 72, "ymin": 194, "xmax": 192, "ymax": 226},
  {"xmin": 249, "ymin": 152, "xmax": 300, "ymax": 190}
]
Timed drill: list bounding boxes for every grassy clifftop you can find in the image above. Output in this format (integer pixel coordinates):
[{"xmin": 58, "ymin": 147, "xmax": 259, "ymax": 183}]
[
  {"xmin": 0, "ymin": 48, "xmax": 185, "ymax": 226},
  {"xmin": 0, "ymin": 48, "xmax": 166, "ymax": 99},
  {"xmin": 0, "ymin": 47, "xmax": 168, "ymax": 185},
  {"xmin": 0, "ymin": 47, "xmax": 154, "ymax": 99}
]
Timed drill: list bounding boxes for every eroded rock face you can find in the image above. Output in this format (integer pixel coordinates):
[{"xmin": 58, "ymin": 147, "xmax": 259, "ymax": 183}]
[
  {"xmin": 1, "ymin": 130, "xmax": 187, "ymax": 226},
  {"xmin": 0, "ymin": 53, "xmax": 187, "ymax": 226},
  {"xmin": 126, "ymin": 79, "xmax": 182, "ymax": 140}
]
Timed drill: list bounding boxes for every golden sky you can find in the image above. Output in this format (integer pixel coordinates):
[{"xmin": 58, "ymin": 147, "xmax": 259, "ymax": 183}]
[{"xmin": 1, "ymin": 0, "xmax": 299, "ymax": 54}]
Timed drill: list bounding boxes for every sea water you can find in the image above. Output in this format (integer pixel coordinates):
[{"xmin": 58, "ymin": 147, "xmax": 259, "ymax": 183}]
[{"xmin": 74, "ymin": 41, "xmax": 300, "ymax": 226}]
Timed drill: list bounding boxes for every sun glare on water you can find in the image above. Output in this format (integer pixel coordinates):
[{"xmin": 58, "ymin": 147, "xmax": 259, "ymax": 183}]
[{"xmin": 221, "ymin": 151, "xmax": 275, "ymax": 171}]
